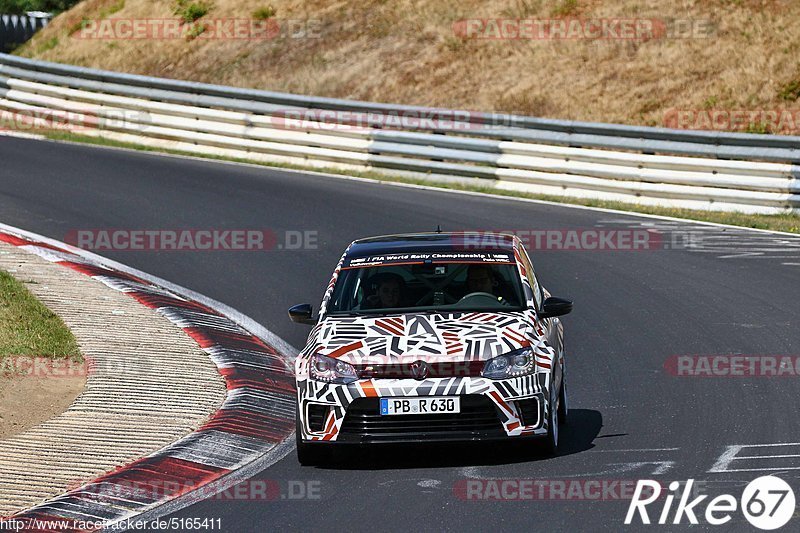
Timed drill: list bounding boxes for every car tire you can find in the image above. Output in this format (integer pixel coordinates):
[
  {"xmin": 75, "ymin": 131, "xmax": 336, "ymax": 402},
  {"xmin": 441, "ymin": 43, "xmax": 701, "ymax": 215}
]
[
  {"xmin": 542, "ymin": 378, "xmax": 561, "ymax": 455},
  {"xmin": 558, "ymin": 374, "xmax": 569, "ymax": 426}
]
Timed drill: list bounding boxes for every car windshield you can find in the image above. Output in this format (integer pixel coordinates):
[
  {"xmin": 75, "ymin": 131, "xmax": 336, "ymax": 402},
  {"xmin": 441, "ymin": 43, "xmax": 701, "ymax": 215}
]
[{"xmin": 326, "ymin": 252, "xmax": 526, "ymax": 315}]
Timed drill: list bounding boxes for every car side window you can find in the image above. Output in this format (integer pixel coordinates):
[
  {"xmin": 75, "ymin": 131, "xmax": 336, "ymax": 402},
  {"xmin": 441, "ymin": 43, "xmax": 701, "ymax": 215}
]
[{"xmin": 519, "ymin": 246, "xmax": 543, "ymax": 310}]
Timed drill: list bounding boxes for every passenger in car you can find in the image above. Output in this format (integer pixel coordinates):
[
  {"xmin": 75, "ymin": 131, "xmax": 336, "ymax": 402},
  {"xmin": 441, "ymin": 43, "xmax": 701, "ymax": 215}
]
[{"xmin": 364, "ymin": 273, "xmax": 406, "ymax": 309}]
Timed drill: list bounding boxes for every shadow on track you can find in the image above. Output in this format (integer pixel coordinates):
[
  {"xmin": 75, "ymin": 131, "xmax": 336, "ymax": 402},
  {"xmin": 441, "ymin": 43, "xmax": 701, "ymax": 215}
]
[{"xmin": 310, "ymin": 409, "xmax": 603, "ymax": 470}]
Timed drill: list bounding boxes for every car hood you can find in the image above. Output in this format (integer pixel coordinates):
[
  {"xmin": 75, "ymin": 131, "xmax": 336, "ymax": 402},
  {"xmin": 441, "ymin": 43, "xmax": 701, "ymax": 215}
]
[{"xmin": 309, "ymin": 311, "xmax": 536, "ymax": 365}]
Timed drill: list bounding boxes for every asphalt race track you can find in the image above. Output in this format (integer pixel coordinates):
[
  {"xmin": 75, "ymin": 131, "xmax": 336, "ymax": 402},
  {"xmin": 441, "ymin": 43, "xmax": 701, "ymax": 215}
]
[{"xmin": 2, "ymin": 136, "xmax": 799, "ymax": 532}]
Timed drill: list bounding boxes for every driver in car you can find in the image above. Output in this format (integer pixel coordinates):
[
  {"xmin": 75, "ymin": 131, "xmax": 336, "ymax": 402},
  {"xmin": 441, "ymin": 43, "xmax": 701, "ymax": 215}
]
[
  {"xmin": 466, "ymin": 265, "xmax": 499, "ymax": 295},
  {"xmin": 463, "ymin": 264, "xmax": 513, "ymax": 306},
  {"xmin": 364, "ymin": 274, "xmax": 405, "ymax": 309}
]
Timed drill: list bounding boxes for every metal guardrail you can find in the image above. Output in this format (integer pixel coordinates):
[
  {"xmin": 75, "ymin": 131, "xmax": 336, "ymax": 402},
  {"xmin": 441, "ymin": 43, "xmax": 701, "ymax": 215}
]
[
  {"xmin": 0, "ymin": 14, "xmax": 50, "ymax": 53},
  {"xmin": 0, "ymin": 53, "xmax": 798, "ymax": 214}
]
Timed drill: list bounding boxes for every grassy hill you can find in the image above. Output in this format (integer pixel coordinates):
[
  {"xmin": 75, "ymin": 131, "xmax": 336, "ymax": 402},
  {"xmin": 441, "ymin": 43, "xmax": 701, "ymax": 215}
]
[{"xmin": 12, "ymin": 0, "xmax": 800, "ymax": 133}]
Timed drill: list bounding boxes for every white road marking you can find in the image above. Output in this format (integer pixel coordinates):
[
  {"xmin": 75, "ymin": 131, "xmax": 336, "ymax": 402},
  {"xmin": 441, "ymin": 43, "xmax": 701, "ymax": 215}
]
[
  {"xmin": 709, "ymin": 445, "xmax": 745, "ymax": 473},
  {"xmin": 606, "ymin": 461, "xmax": 675, "ymax": 475},
  {"xmin": 709, "ymin": 467, "xmax": 800, "ymax": 473},
  {"xmin": 595, "ymin": 219, "xmax": 800, "ymax": 263},
  {"xmin": 737, "ymin": 454, "xmax": 800, "ymax": 460},
  {"xmin": 591, "ymin": 448, "xmax": 679, "ymax": 453},
  {"xmin": 459, "ymin": 466, "xmax": 486, "ymax": 479},
  {"xmin": 557, "ymin": 461, "xmax": 677, "ymax": 478},
  {"xmin": 709, "ymin": 443, "xmax": 800, "ymax": 473},
  {"xmin": 0, "ymin": 130, "xmax": 46, "ymax": 140},
  {"xmin": 717, "ymin": 252, "xmax": 763, "ymax": 259},
  {"xmin": 735, "ymin": 442, "xmax": 800, "ymax": 447}
]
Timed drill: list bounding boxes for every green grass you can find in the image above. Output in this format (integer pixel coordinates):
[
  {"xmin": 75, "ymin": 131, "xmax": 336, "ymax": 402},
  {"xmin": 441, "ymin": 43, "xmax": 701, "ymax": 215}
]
[
  {"xmin": 99, "ymin": 0, "xmax": 125, "ymax": 18},
  {"xmin": 68, "ymin": 19, "xmax": 91, "ymax": 36},
  {"xmin": 40, "ymin": 129, "xmax": 800, "ymax": 235},
  {"xmin": 743, "ymin": 122, "xmax": 772, "ymax": 135},
  {"xmin": 36, "ymin": 37, "xmax": 59, "ymax": 55},
  {"xmin": 69, "ymin": 0, "xmax": 126, "ymax": 34},
  {"xmin": 0, "ymin": 0, "xmax": 79, "ymax": 15},
  {"xmin": 442, "ymin": 34, "xmax": 467, "ymax": 52},
  {"xmin": 702, "ymin": 96, "xmax": 719, "ymax": 109},
  {"xmin": 253, "ymin": 5, "xmax": 276, "ymax": 20},
  {"xmin": 551, "ymin": 0, "xmax": 579, "ymax": 17},
  {"xmin": 185, "ymin": 22, "xmax": 207, "ymax": 40},
  {"xmin": 500, "ymin": 0, "xmax": 543, "ymax": 18},
  {"xmin": 778, "ymin": 77, "xmax": 800, "ymax": 101},
  {"xmin": 0, "ymin": 270, "xmax": 81, "ymax": 361},
  {"xmin": 174, "ymin": 0, "xmax": 210, "ymax": 24}
]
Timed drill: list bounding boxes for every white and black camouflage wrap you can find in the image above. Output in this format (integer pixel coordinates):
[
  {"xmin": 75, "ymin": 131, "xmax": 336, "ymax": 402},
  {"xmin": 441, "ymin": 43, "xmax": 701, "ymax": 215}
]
[{"xmin": 295, "ymin": 234, "xmax": 565, "ymax": 442}]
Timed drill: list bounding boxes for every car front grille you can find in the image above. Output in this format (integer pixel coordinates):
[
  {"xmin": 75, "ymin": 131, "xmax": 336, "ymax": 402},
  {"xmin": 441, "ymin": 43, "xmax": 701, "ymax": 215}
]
[
  {"xmin": 337, "ymin": 395, "xmax": 506, "ymax": 443},
  {"xmin": 353, "ymin": 361, "xmax": 485, "ymax": 379}
]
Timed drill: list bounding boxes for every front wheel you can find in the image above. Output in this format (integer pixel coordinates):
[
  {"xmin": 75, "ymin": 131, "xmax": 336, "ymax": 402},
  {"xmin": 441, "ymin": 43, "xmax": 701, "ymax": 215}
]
[
  {"xmin": 558, "ymin": 375, "xmax": 569, "ymax": 426},
  {"xmin": 541, "ymin": 380, "xmax": 561, "ymax": 455}
]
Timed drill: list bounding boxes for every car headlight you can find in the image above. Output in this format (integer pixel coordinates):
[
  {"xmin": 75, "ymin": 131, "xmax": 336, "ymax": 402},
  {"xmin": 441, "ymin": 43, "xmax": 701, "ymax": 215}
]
[
  {"xmin": 310, "ymin": 353, "xmax": 358, "ymax": 384},
  {"xmin": 481, "ymin": 347, "xmax": 535, "ymax": 379}
]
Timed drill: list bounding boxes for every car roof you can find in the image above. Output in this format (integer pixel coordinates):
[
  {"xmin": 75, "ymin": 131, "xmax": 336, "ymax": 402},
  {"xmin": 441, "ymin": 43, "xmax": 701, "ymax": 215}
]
[{"xmin": 346, "ymin": 232, "xmax": 517, "ymax": 258}]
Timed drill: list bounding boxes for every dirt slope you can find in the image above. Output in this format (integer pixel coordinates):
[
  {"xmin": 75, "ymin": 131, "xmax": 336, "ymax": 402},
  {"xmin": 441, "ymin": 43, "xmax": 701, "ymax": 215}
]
[{"xmin": 14, "ymin": 0, "xmax": 800, "ymax": 132}]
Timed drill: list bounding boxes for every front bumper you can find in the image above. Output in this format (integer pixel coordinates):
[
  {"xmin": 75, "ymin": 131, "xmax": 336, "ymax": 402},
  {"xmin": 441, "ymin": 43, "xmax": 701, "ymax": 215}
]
[{"xmin": 296, "ymin": 373, "xmax": 552, "ymax": 444}]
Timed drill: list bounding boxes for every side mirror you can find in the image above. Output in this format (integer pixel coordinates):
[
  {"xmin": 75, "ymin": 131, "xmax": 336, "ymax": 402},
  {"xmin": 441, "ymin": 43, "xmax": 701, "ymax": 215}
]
[
  {"xmin": 288, "ymin": 303, "xmax": 316, "ymax": 325},
  {"xmin": 538, "ymin": 297, "xmax": 573, "ymax": 319}
]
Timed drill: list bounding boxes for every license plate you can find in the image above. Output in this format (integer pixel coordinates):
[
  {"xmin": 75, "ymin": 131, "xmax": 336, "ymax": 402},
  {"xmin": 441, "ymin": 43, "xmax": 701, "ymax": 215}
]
[{"xmin": 379, "ymin": 396, "xmax": 460, "ymax": 416}]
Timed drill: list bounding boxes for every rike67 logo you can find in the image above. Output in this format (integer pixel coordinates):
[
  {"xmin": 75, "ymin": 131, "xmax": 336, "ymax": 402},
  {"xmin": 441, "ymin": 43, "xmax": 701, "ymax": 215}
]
[{"xmin": 625, "ymin": 476, "xmax": 796, "ymax": 530}]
